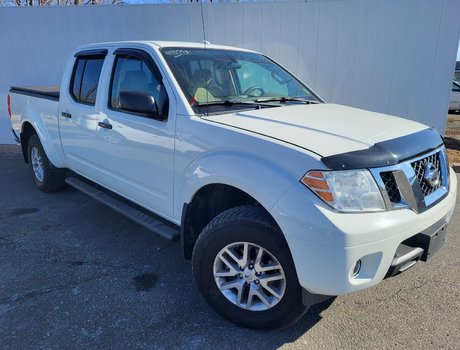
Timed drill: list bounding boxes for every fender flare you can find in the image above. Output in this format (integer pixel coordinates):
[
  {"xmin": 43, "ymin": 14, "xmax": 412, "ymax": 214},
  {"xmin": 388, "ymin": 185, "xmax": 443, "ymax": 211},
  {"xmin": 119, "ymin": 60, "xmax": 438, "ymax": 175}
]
[{"xmin": 176, "ymin": 150, "xmax": 297, "ymax": 220}]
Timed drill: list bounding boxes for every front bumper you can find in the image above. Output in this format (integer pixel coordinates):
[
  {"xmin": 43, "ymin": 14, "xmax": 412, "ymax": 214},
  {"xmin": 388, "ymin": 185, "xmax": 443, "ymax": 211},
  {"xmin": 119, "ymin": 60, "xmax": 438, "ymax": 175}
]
[{"xmin": 273, "ymin": 168, "xmax": 457, "ymax": 296}]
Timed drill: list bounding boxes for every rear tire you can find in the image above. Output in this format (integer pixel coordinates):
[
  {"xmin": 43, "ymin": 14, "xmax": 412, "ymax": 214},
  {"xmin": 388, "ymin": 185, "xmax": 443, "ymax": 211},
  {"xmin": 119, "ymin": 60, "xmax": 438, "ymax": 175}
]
[
  {"xmin": 27, "ymin": 134, "xmax": 66, "ymax": 192},
  {"xmin": 192, "ymin": 205, "xmax": 307, "ymax": 329}
]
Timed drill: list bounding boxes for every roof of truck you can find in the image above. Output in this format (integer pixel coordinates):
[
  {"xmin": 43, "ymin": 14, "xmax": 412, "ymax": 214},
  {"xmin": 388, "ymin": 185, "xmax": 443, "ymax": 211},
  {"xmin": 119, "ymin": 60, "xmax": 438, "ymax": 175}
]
[{"xmin": 78, "ymin": 40, "xmax": 257, "ymax": 53}]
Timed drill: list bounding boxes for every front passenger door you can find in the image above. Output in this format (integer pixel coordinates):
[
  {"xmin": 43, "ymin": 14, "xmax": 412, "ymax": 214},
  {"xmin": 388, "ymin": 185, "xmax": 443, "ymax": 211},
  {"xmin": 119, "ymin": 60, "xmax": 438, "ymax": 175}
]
[{"xmin": 98, "ymin": 48, "xmax": 175, "ymax": 219}]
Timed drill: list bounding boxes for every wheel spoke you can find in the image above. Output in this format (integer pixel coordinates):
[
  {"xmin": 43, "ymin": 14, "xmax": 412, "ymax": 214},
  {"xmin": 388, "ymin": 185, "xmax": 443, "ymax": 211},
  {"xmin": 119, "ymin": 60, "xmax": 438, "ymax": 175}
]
[
  {"xmin": 260, "ymin": 282, "xmax": 282, "ymax": 299},
  {"xmin": 246, "ymin": 288, "xmax": 255, "ymax": 309},
  {"xmin": 220, "ymin": 279, "xmax": 244, "ymax": 291},
  {"xmin": 253, "ymin": 286, "xmax": 271, "ymax": 308},
  {"xmin": 217, "ymin": 254, "xmax": 240, "ymax": 275},
  {"xmin": 223, "ymin": 242, "xmax": 250, "ymax": 269},
  {"xmin": 254, "ymin": 246, "xmax": 264, "ymax": 266},
  {"xmin": 240, "ymin": 242, "xmax": 249, "ymax": 267},
  {"xmin": 259, "ymin": 272, "xmax": 284, "ymax": 283},
  {"xmin": 257, "ymin": 262, "xmax": 281, "ymax": 273},
  {"xmin": 236, "ymin": 284, "xmax": 245, "ymax": 306},
  {"xmin": 214, "ymin": 269, "xmax": 239, "ymax": 277},
  {"xmin": 224, "ymin": 247, "xmax": 242, "ymax": 267}
]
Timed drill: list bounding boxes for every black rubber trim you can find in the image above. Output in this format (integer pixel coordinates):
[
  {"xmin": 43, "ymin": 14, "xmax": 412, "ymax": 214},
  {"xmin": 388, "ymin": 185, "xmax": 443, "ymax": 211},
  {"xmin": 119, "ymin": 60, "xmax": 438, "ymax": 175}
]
[
  {"xmin": 11, "ymin": 129, "xmax": 20, "ymax": 143},
  {"xmin": 74, "ymin": 48, "xmax": 108, "ymax": 57},
  {"xmin": 180, "ymin": 202, "xmax": 193, "ymax": 260},
  {"xmin": 321, "ymin": 128, "xmax": 444, "ymax": 170},
  {"xmin": 301, "ymin": 289, "xmax": 334, "ymax": 307},
  {"xmin": 19, "ymin": 132, "xmax": 28, "ymax": 163},
  {"xmin": 9, "ymin": 86, "xmax": 59, "ymax": 101}
]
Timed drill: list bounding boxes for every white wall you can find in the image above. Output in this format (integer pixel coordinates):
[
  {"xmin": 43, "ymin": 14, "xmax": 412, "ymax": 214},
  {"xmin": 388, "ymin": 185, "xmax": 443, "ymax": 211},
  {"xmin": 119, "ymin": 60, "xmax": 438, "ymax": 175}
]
[{"xmin": 1, "ymin": 0, "xmax": 459, "ymax": 144}]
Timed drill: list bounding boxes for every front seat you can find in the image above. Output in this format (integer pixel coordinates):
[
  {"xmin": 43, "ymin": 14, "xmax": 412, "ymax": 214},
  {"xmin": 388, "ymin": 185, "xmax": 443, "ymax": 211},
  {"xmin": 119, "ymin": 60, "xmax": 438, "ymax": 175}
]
[{"xmin": 192, "ymin": 69, "xmax": 219, "ymax": 103}]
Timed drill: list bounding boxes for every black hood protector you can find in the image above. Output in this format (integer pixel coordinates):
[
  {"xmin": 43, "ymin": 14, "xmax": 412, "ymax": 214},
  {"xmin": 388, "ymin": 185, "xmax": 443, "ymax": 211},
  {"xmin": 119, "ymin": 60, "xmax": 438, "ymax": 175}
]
[{"xmin": 321, "ymin": 128, "xmax": 444, "ymax": 170}]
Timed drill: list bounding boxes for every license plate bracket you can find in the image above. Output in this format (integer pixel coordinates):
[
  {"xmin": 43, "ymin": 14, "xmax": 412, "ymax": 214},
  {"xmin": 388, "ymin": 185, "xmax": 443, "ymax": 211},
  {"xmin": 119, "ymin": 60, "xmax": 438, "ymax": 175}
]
[{"xmin": 405, "ymin": 219, "xmax": 448, "ymax": 261}]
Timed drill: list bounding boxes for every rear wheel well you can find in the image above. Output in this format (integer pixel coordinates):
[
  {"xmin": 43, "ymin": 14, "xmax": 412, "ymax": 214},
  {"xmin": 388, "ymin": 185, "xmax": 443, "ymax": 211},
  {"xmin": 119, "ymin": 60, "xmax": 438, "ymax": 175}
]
[
  {"xmin": 181, "ymin": 184, "xmax": 275, "ymax": 259},
  {"xmin": 20, "ymin": 122, "xmax": 36, "ymax": 164}
]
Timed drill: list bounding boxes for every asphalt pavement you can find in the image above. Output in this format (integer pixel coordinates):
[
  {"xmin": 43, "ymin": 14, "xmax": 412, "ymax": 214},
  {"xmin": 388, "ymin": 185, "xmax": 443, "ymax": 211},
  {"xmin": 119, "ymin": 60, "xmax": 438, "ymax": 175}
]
[{"xmin": 0, "ymin": 149, "xmax": 459, "ymax": 350}]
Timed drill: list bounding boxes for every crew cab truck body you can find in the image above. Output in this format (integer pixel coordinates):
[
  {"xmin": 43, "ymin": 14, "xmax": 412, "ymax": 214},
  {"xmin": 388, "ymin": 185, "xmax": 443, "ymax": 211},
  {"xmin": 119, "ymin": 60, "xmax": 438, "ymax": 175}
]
[{"xmin": 8, "ymin": 41, "xmax": 457, "ymax": 329}]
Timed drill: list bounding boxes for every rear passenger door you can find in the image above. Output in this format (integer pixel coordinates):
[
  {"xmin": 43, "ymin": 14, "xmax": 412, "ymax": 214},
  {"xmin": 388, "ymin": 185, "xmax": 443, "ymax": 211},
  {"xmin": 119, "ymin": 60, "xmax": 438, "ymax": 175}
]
[
  {"xmin": 97, "ymin": 48, "xmax": 175, "ymax": 219},
  {"xmin": 59, "ymin": 49, "xmax": 106, "ymax": 179}
]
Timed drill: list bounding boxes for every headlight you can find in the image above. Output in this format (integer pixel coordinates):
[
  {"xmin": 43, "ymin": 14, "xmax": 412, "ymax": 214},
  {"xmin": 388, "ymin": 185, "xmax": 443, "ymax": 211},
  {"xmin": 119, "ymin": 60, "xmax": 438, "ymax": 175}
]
[{"xmin": 301, "ymin": 170, "xmax": 386, "ymax": 212}]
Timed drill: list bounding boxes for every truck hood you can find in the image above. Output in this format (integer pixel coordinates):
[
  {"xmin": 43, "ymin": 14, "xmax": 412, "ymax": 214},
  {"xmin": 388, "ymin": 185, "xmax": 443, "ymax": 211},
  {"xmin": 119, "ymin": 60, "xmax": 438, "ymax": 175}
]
[{"xmin": 201, "ymin": 103, "xmax": 427, "ymax": 157}]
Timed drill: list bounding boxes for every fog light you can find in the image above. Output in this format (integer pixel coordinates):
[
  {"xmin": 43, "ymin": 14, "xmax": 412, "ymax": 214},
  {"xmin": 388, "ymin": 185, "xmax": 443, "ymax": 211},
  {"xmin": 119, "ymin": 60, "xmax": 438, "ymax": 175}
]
[{"xmin": 352, "ymin": 259, "xmax": 362, "ymax": 277}]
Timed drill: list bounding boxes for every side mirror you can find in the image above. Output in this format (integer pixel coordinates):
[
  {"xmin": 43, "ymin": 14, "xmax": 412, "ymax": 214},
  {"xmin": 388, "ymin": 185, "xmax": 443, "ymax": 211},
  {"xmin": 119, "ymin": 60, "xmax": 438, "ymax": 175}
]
[{"xmin": 119, "ymin": 91, "xmax": 158, "ymax": 116}]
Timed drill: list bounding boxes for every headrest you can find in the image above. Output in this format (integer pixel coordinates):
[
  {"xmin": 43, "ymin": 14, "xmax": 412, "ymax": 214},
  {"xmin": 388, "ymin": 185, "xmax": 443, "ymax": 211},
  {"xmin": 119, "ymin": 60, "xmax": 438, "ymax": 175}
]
[{"xmin": 192, "ymin": 69, "xmax": 212, "ymax": 86}]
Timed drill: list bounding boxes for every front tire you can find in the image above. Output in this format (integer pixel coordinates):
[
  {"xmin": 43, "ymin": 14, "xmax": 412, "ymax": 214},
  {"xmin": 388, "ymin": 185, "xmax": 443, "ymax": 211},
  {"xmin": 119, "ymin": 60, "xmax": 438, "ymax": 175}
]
[
  {"xmin": 192, "ymin": 205, "xmax": 307, "ymax": 329},
  {"xmin": 27, "ymin": 134, "xmax": 66, "ymax": 192}
]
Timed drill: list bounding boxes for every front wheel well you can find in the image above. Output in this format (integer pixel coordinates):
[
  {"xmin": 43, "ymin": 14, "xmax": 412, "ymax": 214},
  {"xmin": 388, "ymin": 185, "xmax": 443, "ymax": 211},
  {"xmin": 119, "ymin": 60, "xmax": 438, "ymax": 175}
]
[
  {"xmin": 20, "ymin": 122, "xmax": 37, "ymax": 164},
  {"xmin": 181, "ymin": 184, "xmax": 276, "ymax": 259}
]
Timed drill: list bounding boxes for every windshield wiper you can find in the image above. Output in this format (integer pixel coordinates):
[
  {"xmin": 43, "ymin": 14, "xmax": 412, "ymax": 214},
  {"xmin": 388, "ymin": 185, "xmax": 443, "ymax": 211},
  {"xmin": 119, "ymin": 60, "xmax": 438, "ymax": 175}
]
[
  {"xmin": 194, "ymin": 100, "xmax": 257, "ymax": 106},
  {"xmin": 195, "ymin": 100, "xmax": 265, "ymax": 115},
  {"xmin": 254, "ymin": 97, "xmax": 321, "ymax": 104}
]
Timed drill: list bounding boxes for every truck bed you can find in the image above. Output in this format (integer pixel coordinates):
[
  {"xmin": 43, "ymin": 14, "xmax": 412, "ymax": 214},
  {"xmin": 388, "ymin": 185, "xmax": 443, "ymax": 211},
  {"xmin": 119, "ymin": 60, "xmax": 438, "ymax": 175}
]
[{"xmin": 9, "ymin": 85, "xmax": 60, "ymax": 101}]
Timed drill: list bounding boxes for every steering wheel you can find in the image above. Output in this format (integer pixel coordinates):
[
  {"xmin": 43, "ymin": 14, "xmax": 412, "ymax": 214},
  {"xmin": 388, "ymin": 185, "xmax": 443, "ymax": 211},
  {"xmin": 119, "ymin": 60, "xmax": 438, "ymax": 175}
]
[{"xmin": 243, "ymin": 86, "xmax": 265, "ymax": 97}]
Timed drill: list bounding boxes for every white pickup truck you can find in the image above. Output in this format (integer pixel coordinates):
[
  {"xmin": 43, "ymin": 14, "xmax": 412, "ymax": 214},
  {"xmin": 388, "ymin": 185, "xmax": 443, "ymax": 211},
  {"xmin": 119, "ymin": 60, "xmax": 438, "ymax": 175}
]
[{"xmin": 8, "ymin": 41, "xmax": 457, "ymax": 329}]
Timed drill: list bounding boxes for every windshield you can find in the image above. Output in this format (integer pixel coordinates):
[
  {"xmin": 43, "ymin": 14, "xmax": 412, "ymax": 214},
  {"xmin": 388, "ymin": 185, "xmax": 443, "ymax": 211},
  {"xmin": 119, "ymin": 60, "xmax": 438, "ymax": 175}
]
[{"xmin": 160, "ymin": 47, "xmax": 322, "ymax": 114}]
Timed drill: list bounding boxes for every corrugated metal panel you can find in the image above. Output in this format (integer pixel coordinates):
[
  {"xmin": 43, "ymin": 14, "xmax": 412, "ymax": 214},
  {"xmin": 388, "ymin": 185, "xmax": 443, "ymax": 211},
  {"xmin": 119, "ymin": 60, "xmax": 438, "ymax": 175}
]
[{"xmin": 0, "ymin": 0, "xmax": 459, "ymax": 144}]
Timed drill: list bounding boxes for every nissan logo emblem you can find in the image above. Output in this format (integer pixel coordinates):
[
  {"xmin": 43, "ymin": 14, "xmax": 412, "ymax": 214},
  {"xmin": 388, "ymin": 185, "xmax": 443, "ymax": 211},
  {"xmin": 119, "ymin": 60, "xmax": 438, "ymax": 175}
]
[{"xmin": 424, "ymin": 162, "xmax": 440, "ymax": 188}]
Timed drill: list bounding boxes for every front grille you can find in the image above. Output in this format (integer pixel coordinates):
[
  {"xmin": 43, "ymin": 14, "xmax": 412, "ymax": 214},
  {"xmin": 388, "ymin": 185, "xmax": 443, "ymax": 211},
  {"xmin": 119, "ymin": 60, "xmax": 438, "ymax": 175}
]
[
  {"xmin": 381, "ymin": 171, "xmax": 401, "ymax": 203},
  {"xmin": 411, "ymin": 152, "xmax": 442, "ymax": 196},
  {"xmin": 370, "ymin": 148, "xmax": 448, "ymax": 213}
]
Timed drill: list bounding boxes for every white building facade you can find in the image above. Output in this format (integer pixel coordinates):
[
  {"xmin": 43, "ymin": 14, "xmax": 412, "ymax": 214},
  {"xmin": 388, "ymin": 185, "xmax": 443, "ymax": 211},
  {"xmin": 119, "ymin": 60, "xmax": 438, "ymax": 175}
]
[{"xmin": 0, "ymin": 0, "xmax": 459, "ymax": 143}]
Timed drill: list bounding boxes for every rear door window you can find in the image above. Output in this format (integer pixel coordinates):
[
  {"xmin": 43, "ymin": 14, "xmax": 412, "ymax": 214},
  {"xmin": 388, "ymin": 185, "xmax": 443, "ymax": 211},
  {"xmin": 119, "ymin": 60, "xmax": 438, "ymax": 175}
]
[
  {"xmin": 70, "ymin": 56, "xmax": 104, "ymax": 105},
  {"xmin": 71, "ymin": 59, "xmax": 85, "ymax": 100}
]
